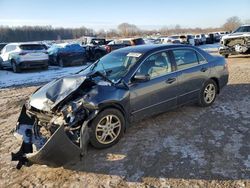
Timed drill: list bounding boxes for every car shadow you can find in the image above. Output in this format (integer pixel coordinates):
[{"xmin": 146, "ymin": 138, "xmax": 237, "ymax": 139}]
[
  {"xmin": 229, "ymin": 54, "xmax": 250, "ymax": 58},
  {"xmin": 49, "ymin": 83, "xmax": 250, "ymax": 182}
]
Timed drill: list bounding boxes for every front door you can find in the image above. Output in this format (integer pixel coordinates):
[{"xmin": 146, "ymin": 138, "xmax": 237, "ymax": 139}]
[{"xmin": 129, "ymin": 51, "xmax": 179, "ymax": 121}]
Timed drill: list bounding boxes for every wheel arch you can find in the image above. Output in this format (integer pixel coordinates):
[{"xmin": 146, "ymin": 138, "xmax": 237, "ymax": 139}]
[
  {"xmin": 94, "ymin": 102, "xmax": 128, "ymax": 132},
  {"xmin": 210, "ymin": 77, "xmax": 220, "ymax": 94}
]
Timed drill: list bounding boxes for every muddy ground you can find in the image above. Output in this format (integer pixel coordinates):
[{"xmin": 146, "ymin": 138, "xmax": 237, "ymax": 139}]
[{"xmin": 0, "ymin": 55, "xmax": 249, "ymax": 188}]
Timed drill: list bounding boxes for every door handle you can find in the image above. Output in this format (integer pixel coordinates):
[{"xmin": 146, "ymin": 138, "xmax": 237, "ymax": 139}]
[
  {"xmin": 165, "ymin": 78, "xmax": 176, "ymax": 84},
  {"xmin": 201, "ymin": 67, "xmax": 208, "ymax": 72}
]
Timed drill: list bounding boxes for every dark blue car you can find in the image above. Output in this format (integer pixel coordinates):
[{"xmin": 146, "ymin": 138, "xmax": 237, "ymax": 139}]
[
  {"xmin": 13, "ymin": 44, "xmax": 228, "ymax": 167},
  {"xmin": 47, "ymin": 43, "xmax": 87, "ymax": 67}
]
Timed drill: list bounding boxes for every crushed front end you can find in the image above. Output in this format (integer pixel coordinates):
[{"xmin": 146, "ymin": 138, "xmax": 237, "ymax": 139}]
[
  {"xmin": 219, "ymin": 34, "xmax": 250, "ymax": 56},
  {"xmin": 12, "ymin": 76, "xmax": 99, "ymax": 169}
]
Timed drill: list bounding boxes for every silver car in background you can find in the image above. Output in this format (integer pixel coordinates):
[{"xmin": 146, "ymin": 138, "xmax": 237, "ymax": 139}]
[{"xmin": 0, "ymin": 43, "xmax": 49, "ymax": 73}]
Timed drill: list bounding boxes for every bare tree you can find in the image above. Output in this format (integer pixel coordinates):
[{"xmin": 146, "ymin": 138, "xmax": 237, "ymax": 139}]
[
  {"xmin": 223, "ymin": 16, "xmax": 241, "ymax": 32},
  {"xmin": 117, "ymin": 23, "xmax": 139, "ymax": 37}
]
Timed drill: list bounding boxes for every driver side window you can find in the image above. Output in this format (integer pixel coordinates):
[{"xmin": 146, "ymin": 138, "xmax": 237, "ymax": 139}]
[{"xmin": 137, "ymin": 52, "xmax": 172, "ymax": 79}]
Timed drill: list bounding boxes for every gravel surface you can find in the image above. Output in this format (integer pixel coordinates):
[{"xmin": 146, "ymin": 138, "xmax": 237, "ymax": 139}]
[{"xmin": 0, "ymin": 54, "xmax": 249, "ymax": 187}]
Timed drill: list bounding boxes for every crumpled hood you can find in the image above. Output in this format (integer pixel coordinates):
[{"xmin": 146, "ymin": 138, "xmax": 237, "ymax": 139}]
[{"xmin": 30, "ymin": 75, "xmax": 86, "ymax": 112}]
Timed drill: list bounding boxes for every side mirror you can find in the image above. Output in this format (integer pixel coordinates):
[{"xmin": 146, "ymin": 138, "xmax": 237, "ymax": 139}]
[{"xmin": 133, "ymin": 73, "xmax": 150, "ymax": 82}]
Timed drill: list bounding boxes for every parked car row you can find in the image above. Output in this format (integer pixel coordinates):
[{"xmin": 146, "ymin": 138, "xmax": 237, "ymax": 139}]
[
  {"xmin": 0, "ymin": 31, "xmax": 227, "ymax": 73},
  {"xmin": 158, "ymin": 32, "xmax": 228, "ymax": 46}
]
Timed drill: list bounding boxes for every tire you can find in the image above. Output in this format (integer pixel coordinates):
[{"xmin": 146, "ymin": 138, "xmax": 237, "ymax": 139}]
[
  {"xmin": 11, "ymin": 60, "xmax": 21, "ymax": 73},
  {"xmin": 58, "ymin": 57, "xmax": 64, "ymax": 67},
  {"xmin": 223, "ymin": 54, "xmax": 229, "ymax": 58},
  {"xmin": 94, "ymin": 51, "xmax": 103, "ymax": 61},
  {"xmin": 198, "ymin": 79, "xmax": 218, "ymax": 107},
  {"xmin": 89, "ymin": 108, "xmax": 125, "ymax": 149}
]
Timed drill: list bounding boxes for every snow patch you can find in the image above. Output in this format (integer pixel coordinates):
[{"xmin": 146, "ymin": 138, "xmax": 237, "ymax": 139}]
[{"xmin": 0, "ymin": 64, "xmax": 89, "ymax": 88}]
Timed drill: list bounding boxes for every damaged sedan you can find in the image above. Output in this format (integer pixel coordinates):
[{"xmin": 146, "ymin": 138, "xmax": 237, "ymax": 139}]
[
  {"xmin": 219, "ymin": 25, "xmax": 250, "ymax": 58},
  {"xmin": 12, "ymin": 44, "xmax": 229, "ymax": 168}
]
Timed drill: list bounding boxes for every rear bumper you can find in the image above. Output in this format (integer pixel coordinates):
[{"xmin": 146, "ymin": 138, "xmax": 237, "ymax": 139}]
[
  {"xmin": 219, "ymin": 74, "xmax": 229, "ymax": 90},
  {"xmin": 18, "ymin": 60, "xmax": 48, "ymax": 69}
]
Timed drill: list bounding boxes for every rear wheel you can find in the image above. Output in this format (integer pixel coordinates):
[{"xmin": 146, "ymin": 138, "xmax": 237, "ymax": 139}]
[
  {"xmin": 223, "ymin": 54, "xmax": 229, "ymax": 58},
  {"xmin": 58, "ymin": 57, "xmax": 64, "ymax": 67},
  {"xmin": 198, "ymin": 79, "xmax": 217, "ymax": 107},
  {"xmin": 94, "ymin": 51, "xmax": 103, "ymax": 61},
  {"xmin": 43, "ymin": 65, "xmax": 49, "ymax": 70},
  {"xmin": 89, "ymin": 108, "xmax": 125, "ymax": 149},
  {"xmin": 11, "ymin": 60, "xmax": 21, "ymax": 73}
]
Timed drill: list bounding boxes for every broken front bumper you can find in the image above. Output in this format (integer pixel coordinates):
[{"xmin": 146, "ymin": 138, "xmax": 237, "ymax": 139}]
[
  {"xmin": 219, "ymin": 45, "xmax": 250, "ymax": 55},
  {"xmin": 12, "ymin": 105, "xmax": 97, "ymax": 169}
]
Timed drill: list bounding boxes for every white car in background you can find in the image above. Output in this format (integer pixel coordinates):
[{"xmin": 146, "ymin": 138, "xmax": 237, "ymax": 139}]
[
  {"xmin": 0, "ymin": 43, "xmax": 49, "ymax": 73},
  {"xmin": 195, "ymin": 34, "xmax": 206, "ymax": 44},
  {"xmin": 161, "ymin": 36, "xmax": 181, "ymax": 44}
]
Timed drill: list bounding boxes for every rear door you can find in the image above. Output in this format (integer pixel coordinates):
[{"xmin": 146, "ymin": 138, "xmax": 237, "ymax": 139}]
[
  {"xmin": 171, "ymin": 48, "xmax": 210, "ymax": 105},
  {"xmin": 129, "ymin": 51, "xmax": 180, "ymax": 120}
]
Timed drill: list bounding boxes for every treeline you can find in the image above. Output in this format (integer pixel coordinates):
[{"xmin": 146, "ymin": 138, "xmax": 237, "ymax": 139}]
[
  {"xmin": 0, "ymin": 16, "xmax": 248, "ymax": 42},
  {"xmin": 0, "ymin": 26, "xmax": 94, "ymax": 42}
]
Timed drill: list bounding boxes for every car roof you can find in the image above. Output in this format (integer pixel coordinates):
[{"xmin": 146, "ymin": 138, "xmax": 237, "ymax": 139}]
[
  {"xmin": 118, "ymin": 38, "xmax": 143, "ymax": 41},
  {"xmin": 6, "ymin": 42, "xmax": 42, "ymax": 46},
  {"xmin": 113, "ymin": 44, "xmax": 193, "ymax": 54}
]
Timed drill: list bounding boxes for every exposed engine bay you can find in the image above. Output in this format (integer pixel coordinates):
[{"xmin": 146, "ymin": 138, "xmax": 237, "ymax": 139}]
[{"xmin": 11, "ymin": 72, "xmax": 117, "ymax": 169}]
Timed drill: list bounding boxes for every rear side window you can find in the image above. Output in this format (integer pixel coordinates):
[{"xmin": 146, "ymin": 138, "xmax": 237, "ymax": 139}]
[
  {"xmin": 197, "ymin": 52, "xmax": 207, "ymax": 64},
  {"xmin": 5, "ymin": 45, "xmax": 16, "ymax": 52},
  {"xmin": 173, "ymin": 49, "xmax": 199, "ymax": 70},
  {"xmin": 122, "ymin": 40, "xmax": 131, "ymax": 45},
  {"xmin": 19, "ymin": 44, "xmax": 46, "ymax": 50},
  {"xmin": 132, "ymin": 38, "xmax": 145, "ymax": 45}
]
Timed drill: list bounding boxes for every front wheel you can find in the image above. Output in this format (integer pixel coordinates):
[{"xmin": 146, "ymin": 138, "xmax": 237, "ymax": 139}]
[
  {"xmin": 198, "ymin": 79, "xmax": 217, "ymax": 107},
  {"xmin": 11, "ymin": 60, "xmax": 21, "ymax": 73},
  {"xmin": 94, "ymin": 52, "xmax": 103, "ymax": 61},
  {"xmin": 58, "ymin": 57, "xmax": 64, "ymax": 67},
  {"xmin": 89, "ymin": 108, "xmax": 125, "ymax": 149}
]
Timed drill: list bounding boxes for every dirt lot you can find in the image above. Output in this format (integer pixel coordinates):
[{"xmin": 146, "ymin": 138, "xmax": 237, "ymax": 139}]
[{"xmin": 0, "ymin": 55, "xmax": 250, "ymax": 188}]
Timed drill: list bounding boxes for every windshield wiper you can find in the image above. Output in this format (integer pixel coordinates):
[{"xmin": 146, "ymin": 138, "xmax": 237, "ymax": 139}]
[
  {"xmin": 75, "ymin": 63, "xmax": 93, "ymax": 74},
  {"xmin": 75, "ymin": 59, "xmax": 100, "ymax": 74},
  {"xmin": 92, "ymin": 71, "xmax": 114, "ymax": 85}
]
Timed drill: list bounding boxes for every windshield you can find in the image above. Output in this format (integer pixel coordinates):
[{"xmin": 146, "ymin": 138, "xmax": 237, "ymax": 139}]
[
  {"xmin": 81, "ymin": 51, "xmax": 142, "ymax": 83},
  {"xmin": 234, "ymin": 26, "xmax": 250, "ymax": 33}
]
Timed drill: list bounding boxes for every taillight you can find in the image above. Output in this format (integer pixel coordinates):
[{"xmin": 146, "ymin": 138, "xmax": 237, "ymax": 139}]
[
  {"xmin": 105, "ymin": 45, "xmax": 111, "ymax": 53},
  {"xmin": 19, "ymin": 52, "xmax": 27, "ymax": 56}
]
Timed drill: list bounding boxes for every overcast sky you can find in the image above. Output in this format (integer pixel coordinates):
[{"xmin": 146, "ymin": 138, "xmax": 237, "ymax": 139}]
[{"xmin": 0, "ymin": 0, "xmax": 249, "ymax": 30}]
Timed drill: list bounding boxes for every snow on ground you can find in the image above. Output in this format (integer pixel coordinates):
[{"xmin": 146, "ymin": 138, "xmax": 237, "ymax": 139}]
[
  {"xmin": 0, "ymin": 64, "xmax": 89, "ymax": 88},
  {"xmin": 0, "ymin": 43, "xmax": 220, "ymax": 89},
  {"xmin": 199, "ymin": 42, "xmax": 220, "ymax": 53}
]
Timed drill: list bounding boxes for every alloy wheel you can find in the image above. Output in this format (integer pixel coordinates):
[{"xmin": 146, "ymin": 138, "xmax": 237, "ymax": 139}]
[
  {"xmin": 203, "ymin": 83, "xmax": 216, "ymax": 104},
  {"xmin": 95, "ymin": 115, "xmax": 121, "ymax": 144}
]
